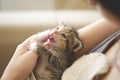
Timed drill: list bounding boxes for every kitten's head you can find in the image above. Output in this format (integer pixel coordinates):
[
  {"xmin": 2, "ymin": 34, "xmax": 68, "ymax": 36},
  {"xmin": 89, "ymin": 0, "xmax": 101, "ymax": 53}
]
[{"xmin": 43, "ymin": 23, "xmax": 83, "ymax": 56}]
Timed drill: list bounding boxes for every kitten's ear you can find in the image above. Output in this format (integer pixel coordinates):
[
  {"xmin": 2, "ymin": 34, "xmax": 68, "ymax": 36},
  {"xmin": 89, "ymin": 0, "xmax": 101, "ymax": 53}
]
[
  {"xmin": 59, "ymin": 21, "xmax": 66, "ymax": 26},
  {"xmin": 72, "ymin": 38, "xmax": 83, "ymax": 52}
]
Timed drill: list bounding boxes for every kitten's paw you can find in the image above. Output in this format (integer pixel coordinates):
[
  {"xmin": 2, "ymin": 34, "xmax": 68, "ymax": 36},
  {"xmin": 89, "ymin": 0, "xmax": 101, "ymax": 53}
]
[{"xmin": 29, "ymin": 42, "xmax": 39, "ymax": 52}]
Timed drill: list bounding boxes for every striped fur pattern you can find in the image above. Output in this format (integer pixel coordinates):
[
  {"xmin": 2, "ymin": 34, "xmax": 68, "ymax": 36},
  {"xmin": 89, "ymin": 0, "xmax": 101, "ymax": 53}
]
[{"xmin": 33, "ymin": 24, "xmax": 83, "ymax": 80}]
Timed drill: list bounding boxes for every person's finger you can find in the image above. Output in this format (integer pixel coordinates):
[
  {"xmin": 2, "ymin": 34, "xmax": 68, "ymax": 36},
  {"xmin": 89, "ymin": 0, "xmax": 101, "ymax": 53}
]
[
  {"xmin": 16, "ymin": 29, "xmax": 51, "ymax": 55},
  {"xmin": 14, "ymin": 35, "xmax": 37, "ymax": 55},
  {"xmin": 1, "ymin": 50, "xmax": 39, "ymax": 80},
  {"xmin": 35, "ymin": 29, "xmax": 51, "ymax": 42},
  {"xmin": 15, "ymin": 50, "xmax": 39, "ymax": 78},
  {"xmin": 21, "ymin": 50, "xmax": 39, "ymax": 70}
]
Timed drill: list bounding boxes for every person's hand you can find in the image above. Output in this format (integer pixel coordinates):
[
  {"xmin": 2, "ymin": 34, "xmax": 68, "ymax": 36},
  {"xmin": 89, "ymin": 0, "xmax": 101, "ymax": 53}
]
[{"xmin": 1, "ymin": 30, "xmax": 50, "ymax": 80}]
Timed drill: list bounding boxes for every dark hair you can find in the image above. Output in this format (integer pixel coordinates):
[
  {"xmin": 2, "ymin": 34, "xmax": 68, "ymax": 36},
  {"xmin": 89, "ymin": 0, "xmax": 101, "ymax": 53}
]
[{"xmin": 98, "ymin": 0, "xmax": 120, "ymax": 18}]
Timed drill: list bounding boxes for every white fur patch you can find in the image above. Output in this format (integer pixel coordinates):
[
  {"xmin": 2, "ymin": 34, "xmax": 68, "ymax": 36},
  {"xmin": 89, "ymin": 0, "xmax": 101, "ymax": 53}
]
[{"xmin": 29, "ymin": 42, "xmax": 38, "ymax": 52}]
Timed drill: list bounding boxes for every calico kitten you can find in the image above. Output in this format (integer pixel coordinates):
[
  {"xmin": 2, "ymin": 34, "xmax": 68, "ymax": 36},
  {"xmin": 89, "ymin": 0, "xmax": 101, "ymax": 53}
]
[{"xmin": 30, "ymin": 24, "xmax": 83, "ymax": 80}]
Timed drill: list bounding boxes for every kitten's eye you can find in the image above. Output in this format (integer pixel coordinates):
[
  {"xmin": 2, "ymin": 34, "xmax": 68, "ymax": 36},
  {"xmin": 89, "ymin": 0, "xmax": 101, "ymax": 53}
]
[{"xmin": 61, "ymin": 33, "xmax": 66, "ymax": 38}]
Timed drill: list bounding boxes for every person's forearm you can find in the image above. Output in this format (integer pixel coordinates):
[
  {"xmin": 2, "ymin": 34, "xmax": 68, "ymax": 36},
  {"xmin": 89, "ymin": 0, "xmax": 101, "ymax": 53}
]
[{"xmin": 75, "ymin": 18, "xmax": 119, "ymax": 59}]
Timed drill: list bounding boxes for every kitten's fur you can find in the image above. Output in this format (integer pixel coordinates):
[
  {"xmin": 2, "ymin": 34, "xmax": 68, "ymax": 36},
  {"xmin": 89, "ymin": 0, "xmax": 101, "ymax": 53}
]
[{"xmin": 32, "ymin": 24, "xmax": 83, "ymax": 80}]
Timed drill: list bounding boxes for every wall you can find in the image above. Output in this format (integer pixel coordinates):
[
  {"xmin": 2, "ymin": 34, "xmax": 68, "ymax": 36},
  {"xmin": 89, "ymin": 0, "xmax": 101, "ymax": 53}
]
[
  {"xmin": 0, "ymin": 0, "xmax": 95, "ymax": 11},
  {"xmin": 0, "ymin": 0, "xmax": 55, "ymax": 11}
]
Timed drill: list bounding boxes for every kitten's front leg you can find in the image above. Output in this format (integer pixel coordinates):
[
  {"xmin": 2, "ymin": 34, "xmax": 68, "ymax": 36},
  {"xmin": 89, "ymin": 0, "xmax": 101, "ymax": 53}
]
[{"xmin": 29, "ymin": 42, "xmax": 52, "ymax": 80}]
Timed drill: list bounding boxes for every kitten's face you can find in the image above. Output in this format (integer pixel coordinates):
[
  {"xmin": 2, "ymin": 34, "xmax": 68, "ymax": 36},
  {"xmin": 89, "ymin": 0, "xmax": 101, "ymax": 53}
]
[{"xmin": 42, "ymin": 25, "xmax": 82, "ymax": 56}]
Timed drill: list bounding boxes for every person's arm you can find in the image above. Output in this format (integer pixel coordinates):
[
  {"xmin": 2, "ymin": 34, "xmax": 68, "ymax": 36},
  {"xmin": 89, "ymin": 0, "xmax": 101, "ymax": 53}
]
[
  {"xmin": 75, "ymin": 18, "xmax": 119, "ymax": 59},
  {"xmin": 1, "ymin": 30, "xmax": 50, "ymax": 80},
  {"xmin": 1, "ymin": 35, "xmax": 38, "ymax": 80}
]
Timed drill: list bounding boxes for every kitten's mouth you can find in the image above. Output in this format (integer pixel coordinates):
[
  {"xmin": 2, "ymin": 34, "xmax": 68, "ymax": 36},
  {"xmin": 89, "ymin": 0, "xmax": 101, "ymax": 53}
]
[{"xmin": 43, "ymin": 33, "xmax": 56, "ymax": 48}]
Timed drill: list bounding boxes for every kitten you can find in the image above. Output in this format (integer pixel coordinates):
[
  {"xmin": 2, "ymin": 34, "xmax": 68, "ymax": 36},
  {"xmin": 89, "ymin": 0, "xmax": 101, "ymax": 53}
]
[{"xmin": 30, "ymin": 24, "xmax": 83, "ymax": 80}]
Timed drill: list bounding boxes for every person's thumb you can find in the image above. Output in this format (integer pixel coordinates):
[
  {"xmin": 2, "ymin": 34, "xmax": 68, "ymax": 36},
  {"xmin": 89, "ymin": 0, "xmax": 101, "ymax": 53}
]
[
  {"xmin": 18, "ymin": 50, "xmax": 39, "ymax": 76},
  {"xmin": 21, "ymin": 50, "xmax": 39, "ymax": 69}
]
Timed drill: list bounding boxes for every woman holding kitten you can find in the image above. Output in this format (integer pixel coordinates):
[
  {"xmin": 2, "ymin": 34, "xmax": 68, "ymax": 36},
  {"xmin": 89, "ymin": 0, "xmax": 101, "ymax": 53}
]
[{"xmin": 1, "ymin": 0, "xmax": 120, "ymax": 80}]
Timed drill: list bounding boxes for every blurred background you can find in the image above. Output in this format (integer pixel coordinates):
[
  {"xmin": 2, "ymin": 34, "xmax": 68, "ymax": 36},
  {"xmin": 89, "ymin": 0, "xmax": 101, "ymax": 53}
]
[{"xmin": 0, "ymin": 0, "xmax": 101, "ymax": 76}]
